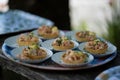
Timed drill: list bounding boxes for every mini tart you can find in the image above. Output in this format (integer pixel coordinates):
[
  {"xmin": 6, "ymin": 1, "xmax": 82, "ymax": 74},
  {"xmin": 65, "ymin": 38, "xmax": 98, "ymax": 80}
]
[
  {"xmin": 75, "ymin": 31, "xmax": 96, "ymax": 42},
  {"xmin": 84, "ymin": 39, "xmax": 108, "ymax": 54},
  {"xmin": 52, "ymin": 37, "xmax": 74, "ymax": 51},
  {"xmin": 17, "ymin": 32, "xmax": 39, "ymax": 46},
  {"xmin": 61, "ymin": 50, "xmax": 87, "ymax": 64},
  {"xmin": 38, "ymin": 25, "xmax": 59, "ymax": 39},
  {"xmin": 19, "ymin": 44, "xmax": 47, "ymax": 60}
]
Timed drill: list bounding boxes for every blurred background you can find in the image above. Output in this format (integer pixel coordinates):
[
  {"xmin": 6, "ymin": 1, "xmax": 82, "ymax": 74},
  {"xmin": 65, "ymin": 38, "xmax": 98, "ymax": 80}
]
[
  {"xmin": 9, "ymin": 0, "xmax": 70, "ymax": 30},
  {"xmin": 0, "ymin": 0, "xmax": 120, "ymax": 80},
  {"xmin": 6, "ymin": 0, "xmax": 120, "ymax": 50},
  {"xmin": 0, "ymin": 0, "xmax": 120, "ymax": 52},
  {"xmin": 0, "ymin": 0, "xmax": 120, "ymax": 49}
]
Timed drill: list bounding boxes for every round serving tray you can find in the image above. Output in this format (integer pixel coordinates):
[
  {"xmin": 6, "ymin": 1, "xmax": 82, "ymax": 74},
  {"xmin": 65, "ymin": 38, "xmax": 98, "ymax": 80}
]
[{"xmin": 2, "ymin": 43, "xmax": 117, "ymax": 71}]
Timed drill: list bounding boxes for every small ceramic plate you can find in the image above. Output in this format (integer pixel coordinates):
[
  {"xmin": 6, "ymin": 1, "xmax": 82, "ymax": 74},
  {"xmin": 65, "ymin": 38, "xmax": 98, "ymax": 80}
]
[
  {"xmin": 11, "ymin": 47, "xmax": 53, "ymax": 63},
  {"xmin": 95, "ymin": 66, "xmax": 120, "ymax": 80},
  {"xmin": 4, "ymin": 35, "xmax": 19, "ymax": 48},
  {"xmin": 51, "ymin": 51, "xmax": 94, "ymax": 67},
  {"xmin": 41, "ymin": 39, "xmax": 79, "ymax": 51},
  {"xmin": 4, "ymin": 33, "xmax": 42, "ymax": 48},
  {"xmin": 65, "ymin": 31, "xmax": 76, "ymax": 40},
  {"xmin": 78, "ymin": 42, "xmax": 117, "ymax": 57},
  {"xmin": 32, "ymin": 30, "xmax": 65, "ymax": 40}
]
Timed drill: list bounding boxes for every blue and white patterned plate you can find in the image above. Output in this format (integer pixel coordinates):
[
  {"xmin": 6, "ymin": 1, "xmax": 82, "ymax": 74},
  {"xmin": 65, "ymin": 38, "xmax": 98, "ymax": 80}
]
[
  {"xmin": 78, "ymin": 42, "xmax": 117, "ymax": 57},
  {"xmin": 4, "ymin": 33, "xmax": 42, "ymax": 48},
  {"xmin": 0, "ymin": 9, "xmax": 54, "ymax": 35},
  {"xmin": 95, "ymin": 66, "xmax": 120, "ymax": 80},
  {"xmin": 11, "ymin": 46, "xmax": 53, "ymax": 63},
  {"xmin": 65, "ymin": 31, "xmax": 76, "ymax": 40},
  {"xmin": 41, "ymin": 39, "xmax": 79, "ymax": 51},
  {"xmin": 51, "ymin": 51, "xmax": 94, "ymax": 67}
]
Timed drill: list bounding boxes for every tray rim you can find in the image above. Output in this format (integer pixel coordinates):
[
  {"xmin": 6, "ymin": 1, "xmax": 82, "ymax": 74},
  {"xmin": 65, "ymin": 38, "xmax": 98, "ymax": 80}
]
[{"xmin": 2, "ymin": 43, "xmax": 117, "ymax": 71}]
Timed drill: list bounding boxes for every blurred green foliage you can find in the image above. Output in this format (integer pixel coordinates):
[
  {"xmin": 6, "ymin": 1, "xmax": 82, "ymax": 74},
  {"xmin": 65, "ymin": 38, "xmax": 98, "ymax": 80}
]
[{"xmin": 104, "ymin": 1, "xmax": 120, "ymax": 50}]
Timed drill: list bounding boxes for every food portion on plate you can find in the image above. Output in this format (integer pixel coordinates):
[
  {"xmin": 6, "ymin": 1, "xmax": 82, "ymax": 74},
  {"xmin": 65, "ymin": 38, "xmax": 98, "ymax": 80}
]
[
  {"xmin": 51, "ymin": 50, "xmax": 94, "ymax": 67},
  {"xmin": 75, "ymin": 31, "xmax": 96, "ymax": 42},
  {"xmin": 79, "ymin": 41, "xmax": 116, "ymax": 57},
  {"xmin": 11, "ymin": 44, "xmax": 53, "ymax": 63},
  {"xmin": 41, "ymin": 38, "xmax": 79, "ymax": 52},
  {"xmin": 18, "ymin": 44, "xmax": 47, "ymax": 60},
  {"xmin": 61, "ymin": 50, "xmax": 88, "ymax": 64},
  {"xmin": 4, "ymin": 32, "xmax": 41, "ymax": 48},
  {"xmin": 84, "ymin": 39, "xmax": 108, "ymax": 54},
  {"xmin": 52, "ymin": 36, "xmax": 74, "ymax": 51},
  {"xmin": 17, "ymin": 32, "xmax": 39, "ymax": 46},
  {"xmin": 37, "ymin": 25, "xmax": 59, "ymax": 39}
]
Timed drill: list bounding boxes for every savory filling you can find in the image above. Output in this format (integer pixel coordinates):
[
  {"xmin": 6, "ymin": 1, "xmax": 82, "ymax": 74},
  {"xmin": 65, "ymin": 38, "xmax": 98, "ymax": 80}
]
[
  {"xmin": 19, "ymin": 44, "xmax": 47, "ymax": 60},
  {"xmin": 85, "ymin": 39, "xmax": 108, "ymax": 50},
  {"xmin": 61, "ymin": 50, "xmax": 87, "ymax": 64},
  {"xmin": 18, "ymin": 32, "xmax": 39, "ymax": 45},
  {"xmin": 52, "ymin": 36, "xmax": 73, "ymax": 47},
  {"xmin": 76, "ymin": 31, "xmax": 96, "ymax": 41},
  {"xmin": 38, "ymin": 25, "xmax": 59, "ymax": 38},
  {"xmin": 85, "ymin": 39, "xmax": 108, "ymax": 54}
]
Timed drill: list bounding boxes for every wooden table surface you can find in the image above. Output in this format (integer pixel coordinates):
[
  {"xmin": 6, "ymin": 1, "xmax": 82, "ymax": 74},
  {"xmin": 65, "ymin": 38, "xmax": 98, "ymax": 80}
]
[{"xmin": 0, "ymin": 33, "xmax": 120, "ymax": 80}]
